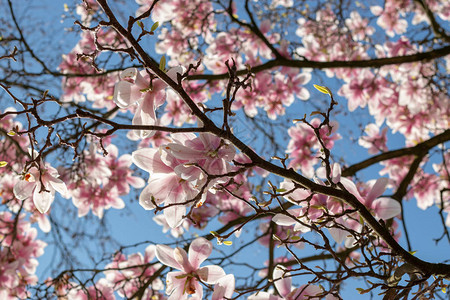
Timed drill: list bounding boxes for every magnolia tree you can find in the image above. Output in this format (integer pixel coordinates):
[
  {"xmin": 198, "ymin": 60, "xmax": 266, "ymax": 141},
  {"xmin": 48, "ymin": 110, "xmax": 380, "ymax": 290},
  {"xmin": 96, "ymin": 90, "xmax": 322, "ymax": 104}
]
[{"xmin": 0, "ymin": 0, "xmax": 449, "ymax": 299}]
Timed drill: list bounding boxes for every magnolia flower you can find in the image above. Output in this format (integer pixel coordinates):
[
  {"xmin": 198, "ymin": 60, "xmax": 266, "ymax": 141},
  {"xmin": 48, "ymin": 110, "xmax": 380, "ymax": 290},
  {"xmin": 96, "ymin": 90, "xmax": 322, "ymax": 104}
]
[
  {"xmin": 14, "ymin": 162, "xmax": 68, "ymax": 214},
  {"xmin": 132, "ymin": 147, "xmax": 199, "ymax": 228},
  {"xmin": 341, "ymin": 177, "xmax": 401, "ymax": 220},
  {"xmin": 113, "ymin": 66, "xmax": 185, "ymax": 138},
  {"xmin": 317, "ymin": 163, "xmax": 401, "ymax": 220},
  {"xmin": 155, "ymin": 237, "xmax": 226, "ymax": 300}
]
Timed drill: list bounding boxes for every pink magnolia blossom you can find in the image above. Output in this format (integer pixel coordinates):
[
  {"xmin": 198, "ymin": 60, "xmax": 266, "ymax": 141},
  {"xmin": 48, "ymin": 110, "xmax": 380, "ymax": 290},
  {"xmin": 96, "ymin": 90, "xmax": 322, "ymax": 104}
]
[
  {"xmin": 0, "ymin": 212, "xmax": 47, "ymax": 299},
  {"xmin": 155, "ymin": 237, "xmax": 226, "ymax": 299},
  {"xmin": 286, "ymin": 118, "xmax": 340, "ymax": 178},
  {"xmin": 104, "ymin": 245, "xmax": 164, "ymax": 298},
  {"xmin": 14, "ymin": 159, "xmax": 68, "ymax": 214},
  {"xmin": 113, "ymin": 66, "xmax": 185, "ymax": 138},
  {"xmin": 164, "ymin": 132, "xmax": 235, "ymax": 176},
  {"xmin": 358, "ymin": 123, "xmax": 388, "ymax": 154},
  {"xmin": 67, "ymin": 278, "xmax": 115, "ymax": 300},
  {"xmin": 371, "ymin": 5, "xmax": 408, "ymax": 37},
  {"xmin": 341, "ymin": 177, "xmax": 401, "ymax": 220},
  {"xmin": 132, "ymin": 132, "xmax": 236, "ymax": 227},
  {"xmin": 67, "ymin": 144, "xmax": 143, "ymax": 218},
  {"xmin": 345, "ymin": 11, "xmax": 375, "ymax": 41},
  {"xmin": 154, "ymin": 214, "xmax": 190, "ymax": 238},
  {"xmin": 132, "ymin": 147, "xmax": 199, "ymax": 228}
]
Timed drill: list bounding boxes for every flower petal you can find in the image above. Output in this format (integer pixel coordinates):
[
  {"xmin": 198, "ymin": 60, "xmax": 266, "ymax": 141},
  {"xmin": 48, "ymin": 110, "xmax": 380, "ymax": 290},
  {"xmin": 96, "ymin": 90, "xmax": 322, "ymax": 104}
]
[
  {"xmin": 373, "ymin": 197, "xmax": 401, "ymax": 220},
  {"xmin": 328, "ymin": 227, "xmax": 347, "ymax": 244},
  {"xmin": 164, "ymin": 203, "xmax": 186, "ymax": 228},
  {"xmin": 197, "ymin": 265, "xmax": 225, "ymax": 284},
  {"xmin": 174, "ymin": 247, "xmax": 192, "ymax": 273},
  {"xmin": 366, "ymin": 177, "xmax": 388, "ymax": 203},
  {"xmin": 48, "ymin": 176, "xmax": 68, "ymax": 198},
  {"xmin": 14, "ymin": 180, "xmax": 35, "ymax": 200},
  {"xmin": 166, "ymin": 66, "xmax": 186, "ymax": 82},
  {"xmin": 211, "ymin": 274, "xmax": 235, "ymax": 300},
  {"xmin": 188, "ymin": 237, "xmax": 212, "ymax": 270},
  {"xmin": 132, "ymin": 148, "xmax": 172, "ymax": 174},
  {"xmin": 272, "ymin": 214, "xmax": 296, "ymax": 226},
  {"xmin": 139, "ymin": 184, "xmax": 158, "ymax": 210},
  {"xmin": 155, "ymin": 245, "xmax": 181, "ymax": 270},
  {"xmin": 33, "ymin": 185, "xmax": 54, "ymax": 214},
  {"xmin": 113, "ymin": 81, "xmax": 141, "ymax": 108},
  {"xmin": 273, "ymin": 265, "xmax": 291, "ymax": 298}
]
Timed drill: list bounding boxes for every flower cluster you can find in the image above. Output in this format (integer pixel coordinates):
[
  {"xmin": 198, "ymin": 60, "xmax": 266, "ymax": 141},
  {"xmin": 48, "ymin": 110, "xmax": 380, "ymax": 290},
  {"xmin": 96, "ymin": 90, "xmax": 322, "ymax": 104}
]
[
  {"xmin": 0, "ymin": 212, "xmax": 46, "ymax": 299},
  {"xmin": 68, "ymin": 143, "xmax": 145, "ymax": 218},
  {"xmin": 132, "ymin": 132, "xmax": 236, "ymax": 228}
]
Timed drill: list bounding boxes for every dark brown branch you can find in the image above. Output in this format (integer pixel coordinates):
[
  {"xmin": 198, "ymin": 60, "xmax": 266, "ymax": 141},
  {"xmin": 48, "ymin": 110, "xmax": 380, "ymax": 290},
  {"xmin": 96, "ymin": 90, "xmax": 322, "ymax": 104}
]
[
  {"xmin": 342, "ymin": 129, "xmax": 450, "ymax": 177},
  {"xmin": 187, "ymin": 46, "xmax": 450, "ymax": 81}
]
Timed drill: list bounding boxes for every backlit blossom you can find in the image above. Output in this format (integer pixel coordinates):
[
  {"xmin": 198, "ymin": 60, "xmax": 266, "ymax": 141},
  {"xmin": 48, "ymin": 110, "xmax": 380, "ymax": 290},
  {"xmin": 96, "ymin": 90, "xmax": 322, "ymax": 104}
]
[
  {"xmin": 14, "ymin": 160, "xmax": 68, "ymax": 214},
  {"xmin": 155, "ymin": 237, "xmax": 225, "ymax": 299},
  {"xmin": 113, "ymin": 66, "xmax": 185, "ymax": 138}
]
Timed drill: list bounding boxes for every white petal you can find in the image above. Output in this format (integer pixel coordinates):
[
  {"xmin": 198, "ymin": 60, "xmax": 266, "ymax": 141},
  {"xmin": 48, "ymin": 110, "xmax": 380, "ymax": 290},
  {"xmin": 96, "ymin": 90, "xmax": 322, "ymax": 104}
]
[
  {"xmin": 113, "ymin": 81, "xmax": 140, "ymax": 108},
  {"xmin": 48, "ymin": 177, "xmax": 68, "ymax": 198},
  {"xmin": 272, "ymin": 214, "xmax": 296, "ymax": 226},
  {"xmin": 14, "ymin": 180, "xmax": 35, "ymax": 200},
  {"xmin": 120, "ymin": 68, "xmax": 138, "ymax": 80},
  {"xmin": 166, "ymin": 66, "xmax": 186, "ymax": 82},
  {"xmin": 33, "ymin": 185, "xmax": 54, "ymax": 214}
]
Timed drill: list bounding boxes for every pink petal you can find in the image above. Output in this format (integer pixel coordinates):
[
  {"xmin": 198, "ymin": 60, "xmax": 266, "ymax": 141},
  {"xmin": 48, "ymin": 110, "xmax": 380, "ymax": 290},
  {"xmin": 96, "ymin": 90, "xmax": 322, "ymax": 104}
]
[
  {"xmin": 37, "ymin": 214, "xmax": 51, "ymax": 233},
  {"xmin": 332, "ymin": 163, "xmax": 341, "ymax": 184},
  {"xmin": 110, "ymin": 197, "xmax": 125, "ymax": 209},
  {"xmin": 164, "ymin": 203, "xmax": 186, "ymax": 228},
  {"xmin": 296, "ymin": 86, "xmax": 310, "ymax": 100},
  {"xmin": 144, "ymin": 245, "xmax": 156, "ymax": 262},
  {"xmin": 273, "ymin": 265, "xmax": 292, "ymax": 298},
  {"xmin": 119, "ymin": 68, "xmax": 138, "ymax": 80},
  {"xmin": 197, "ymin": 265, "xmax": 226, "ymax": 284},
  {"xmin": 155, "ymin": 245, "xmax": 181, "ymax": 270},
  {"xmin": 166, "ymin": 66, "xmax": 186, "ymax": 82},
  {"xmin": 132, "ymin": 148, "xmax": 172, "ymax": 174},
  {"xmin": 211, "ymin": 274, "xmax": 235, "ymax": 300},
  {"xmin": 166, "ymin": 143, "xmax": 202, "ymax": 160},
  {"xmin": 127, "ymin": 176, "xmax": 146, "ymax": 189},
  {"xmin": 173, "ymin": 247, "xmax": 192, "ymax": 273},
  {"xmin": 292, "ymin": 284, "xmax": 322, "ymax": 298},
  {"xmin": 340, "ymin": 177, "xmax": 363, "ymax": 202},
  {"xmin": 191, "ymin": 279, "xmax": 204, "ymax": 300},
  {"xmin": 328, "ymin": 227, "xmax": 347, "ymax": 244},
  {"xmin": 188, "ymin": 237, "xmax": 212, "ymax": 270},
  {"xmin": 366, "ymin": 177, "xmax": 388, "ymax": 203},
  {"xmin": 373, "ymin": 197, "xmax": 401, "ymax": 220},
  {"xmin": 138, "ymin": 184, "xmax": 163, "ymax": 210},
  {"xmin": 132, "ymin": 97, "xmax": 157, "ymax": 138},
  {"xmin": 165, "ymin": 271, "xmax": 185, "ymax": 297}
]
